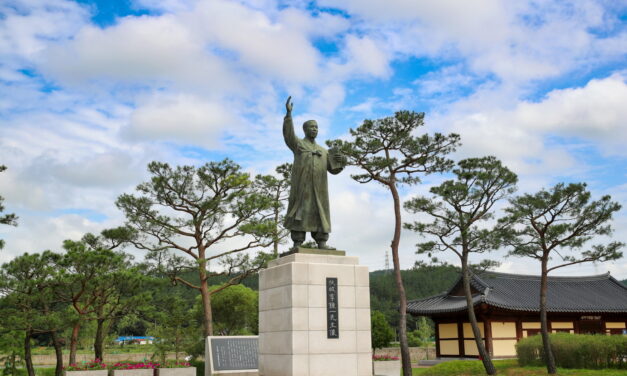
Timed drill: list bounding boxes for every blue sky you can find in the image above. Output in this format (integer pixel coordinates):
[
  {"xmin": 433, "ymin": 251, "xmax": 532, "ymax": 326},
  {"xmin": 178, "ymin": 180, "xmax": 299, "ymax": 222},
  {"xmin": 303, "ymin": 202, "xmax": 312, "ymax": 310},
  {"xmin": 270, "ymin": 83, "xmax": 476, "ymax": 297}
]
[{"xmin": 0, "ymin": 0, "xmax": 626, "ymax": 278}]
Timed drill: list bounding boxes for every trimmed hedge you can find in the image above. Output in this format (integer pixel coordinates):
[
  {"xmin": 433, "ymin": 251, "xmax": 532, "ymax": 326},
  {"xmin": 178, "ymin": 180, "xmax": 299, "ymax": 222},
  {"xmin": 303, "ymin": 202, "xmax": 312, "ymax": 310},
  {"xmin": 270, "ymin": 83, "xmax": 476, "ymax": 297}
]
[{"xmin": 517, "ymin": 333, "xmax": 627, "ymax": 369}]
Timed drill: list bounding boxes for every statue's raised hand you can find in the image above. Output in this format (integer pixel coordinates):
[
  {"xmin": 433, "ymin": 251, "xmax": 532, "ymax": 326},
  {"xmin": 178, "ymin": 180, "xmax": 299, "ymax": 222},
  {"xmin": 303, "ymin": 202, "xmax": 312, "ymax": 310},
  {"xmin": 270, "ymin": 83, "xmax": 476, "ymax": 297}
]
[{"xmin": 286, "ymin": 96, "xmax": 293, "ymax": 115}]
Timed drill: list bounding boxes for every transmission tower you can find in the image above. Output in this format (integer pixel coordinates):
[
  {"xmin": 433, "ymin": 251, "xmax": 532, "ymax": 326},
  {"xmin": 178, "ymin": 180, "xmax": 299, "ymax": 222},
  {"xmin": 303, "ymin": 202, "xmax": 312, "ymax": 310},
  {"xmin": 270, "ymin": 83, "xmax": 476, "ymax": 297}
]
[{"xmin": 384, "ymin": 249, "xmax": 390, "ymax": 272}]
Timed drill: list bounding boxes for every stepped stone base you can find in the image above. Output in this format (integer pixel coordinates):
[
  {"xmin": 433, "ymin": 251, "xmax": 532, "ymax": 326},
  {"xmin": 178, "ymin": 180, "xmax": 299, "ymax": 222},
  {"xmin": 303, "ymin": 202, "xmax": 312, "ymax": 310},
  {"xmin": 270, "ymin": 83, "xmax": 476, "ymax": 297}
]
[{"xmin": 258, "ymin": 252, "xmax": 372, "ymax": 376}]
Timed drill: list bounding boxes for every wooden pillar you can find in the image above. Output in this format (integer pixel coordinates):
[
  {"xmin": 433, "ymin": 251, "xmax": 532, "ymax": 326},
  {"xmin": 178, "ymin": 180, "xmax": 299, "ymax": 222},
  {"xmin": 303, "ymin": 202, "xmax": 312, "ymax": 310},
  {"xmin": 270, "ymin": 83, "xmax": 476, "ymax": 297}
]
[
  {"xmin": 458, "ymin": 321, "xmax": 465, "ymax": 357},
  {"xmin": 515, "ymin": 319, "xmax": 523, "ymax": 342},
  {"xmin": 548, "ymin": 318, "xmax": 552, "ymax": 334},
  {"xmin": 435, "ymin": 320, "xmax": 441, "ymax": 358},
  {"xmin": 484, "ymin": 319, "xmax": 493, "ymax": 357}
]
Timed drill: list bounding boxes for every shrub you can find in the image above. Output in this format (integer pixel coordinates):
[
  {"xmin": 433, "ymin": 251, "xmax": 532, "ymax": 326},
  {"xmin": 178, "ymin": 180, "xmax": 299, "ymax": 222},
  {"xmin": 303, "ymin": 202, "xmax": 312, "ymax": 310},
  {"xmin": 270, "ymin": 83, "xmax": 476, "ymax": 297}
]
[
  {"xmin": 371, "ymin": 310, "xmax": 394, "ymax": 349},
  {"xmin": 189, "ymin": 360, "xmax": 204, "ymax": 376},
  {"xmin": 516, "ymin": 333, "xmax": 627, "ymax": 369}
]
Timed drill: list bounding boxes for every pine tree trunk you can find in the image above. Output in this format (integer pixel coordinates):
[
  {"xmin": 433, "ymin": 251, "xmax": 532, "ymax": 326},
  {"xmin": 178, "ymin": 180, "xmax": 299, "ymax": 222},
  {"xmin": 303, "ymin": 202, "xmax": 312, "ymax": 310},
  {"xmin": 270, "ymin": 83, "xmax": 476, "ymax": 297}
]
[
  {"xmin": 199, "ymin": 257, "xmax": 213, "ymax": 337},
  {"xmin": 9, "ymin": 351, "xmax": 17, "ymax": 376},
  {"xmin": 69, "ymin": 321, "xmax": 81, "ymax": 365},
  {"xmin": 389, "ymin": 183, "xmax": 412, "ymax": 376},
  {"xmin": 51, "ymin": 330, "xmax": 64, "ymax": 376},
  {"xmin": 461, "ymin": 257, "xmax": 496, "ymax": 375},
  {"xmin": 24, "ymin": 330, "xmax": 35, "ymax": 376},
  {"xmin": 540, "ymin": 257, "xmax": 557, "ymax": 374},
  {"xmin": 94, "ymin": 318, "xmax": 106, "ymax": 360}
]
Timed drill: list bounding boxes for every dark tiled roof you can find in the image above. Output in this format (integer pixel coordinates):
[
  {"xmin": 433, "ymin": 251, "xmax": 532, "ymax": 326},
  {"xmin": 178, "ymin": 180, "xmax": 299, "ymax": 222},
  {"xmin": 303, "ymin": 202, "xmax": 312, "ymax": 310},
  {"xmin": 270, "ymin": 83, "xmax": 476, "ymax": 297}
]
[{"xmin": 407, "ymin": 272, "xmax": 627, "ymax": 315}]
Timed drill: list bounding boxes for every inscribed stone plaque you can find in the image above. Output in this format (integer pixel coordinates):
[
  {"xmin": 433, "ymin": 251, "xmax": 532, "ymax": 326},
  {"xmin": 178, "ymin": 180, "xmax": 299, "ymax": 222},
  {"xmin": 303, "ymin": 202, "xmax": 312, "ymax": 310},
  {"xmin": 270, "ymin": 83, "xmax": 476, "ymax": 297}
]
[
  {"xmin": 210, "ymin": 337, "xmax": 258, "ymax": 371},
  {"xmin": 327, "ymin": 277, "xmax": 339, "ymax": 338}
]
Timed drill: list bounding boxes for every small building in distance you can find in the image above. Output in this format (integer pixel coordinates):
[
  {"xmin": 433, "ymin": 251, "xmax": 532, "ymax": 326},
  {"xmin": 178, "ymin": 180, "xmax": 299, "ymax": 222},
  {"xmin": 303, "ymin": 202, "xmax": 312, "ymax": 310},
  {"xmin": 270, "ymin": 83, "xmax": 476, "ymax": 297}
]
[
  {"xmin": 407, "ymin": 272, "xmax": 627, "ymax": 358},
  {"xmin": 115, "ymin": 336, "xmax": 155, "ymax": 345}
]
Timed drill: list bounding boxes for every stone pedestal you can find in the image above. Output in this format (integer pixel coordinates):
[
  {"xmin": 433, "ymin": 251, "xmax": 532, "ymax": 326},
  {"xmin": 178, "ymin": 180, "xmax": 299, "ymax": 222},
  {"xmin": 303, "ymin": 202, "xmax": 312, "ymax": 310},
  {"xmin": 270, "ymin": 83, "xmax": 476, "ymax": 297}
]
[{"xmin": 258, "ymin": 251, "xmax": 372, "ymax": 376}]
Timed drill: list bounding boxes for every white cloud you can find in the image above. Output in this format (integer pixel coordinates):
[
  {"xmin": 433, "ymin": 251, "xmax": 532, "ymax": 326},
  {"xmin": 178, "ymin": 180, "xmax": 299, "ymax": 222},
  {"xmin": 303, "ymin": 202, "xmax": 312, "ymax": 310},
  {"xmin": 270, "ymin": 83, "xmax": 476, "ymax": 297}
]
[
  {"xmin": 277, "ymin": 7, "xmax": 349, "ymax": 39},
  {"xmin": 43, "ymin": 14, "xmax": 239, "ymax": 92},
  {"xmin": 0, "ymin": 214, "xmax": 119, "ymax": 264},
  {"xmin": 186, "ymin": 0, "xmax": 324, "ymax": 84},
  {"xmin": 0, "ymin": 0, "xmax": 89, "ymax": 62},
  {"xmin": 414, "ymin": 65, "xmax": 478, "ymax": 97},
  {"xmin": 348, "ymin": 98, "xmax": 379, "ymax": 115},
  {"xmin": 342, "ymin": 35, "xmax": 390, "ymax": 78},
  {"xmin": 517, "ymin": 74, "xmax": 627, "ymax": 146},
  {"xmin": 423, "ymin": 73, "xmax": 627, "ymax": 189},
  {"xmin": 309, "ymin": 84, "xmax": 346, "ymax": 115},
  {"xmin": 125, "ymin": 93, "xmax": 236, "ymax": 147},
  {"xmin": 320, "ymin": 0, "xmax": 626, "ymax": 83}
]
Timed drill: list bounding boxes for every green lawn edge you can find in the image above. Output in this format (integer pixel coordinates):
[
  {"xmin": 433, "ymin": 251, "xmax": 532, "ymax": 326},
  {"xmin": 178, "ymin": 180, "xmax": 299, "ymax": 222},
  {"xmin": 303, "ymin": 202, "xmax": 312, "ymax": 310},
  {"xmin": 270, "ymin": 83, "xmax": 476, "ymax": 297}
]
[{"xmin": 413, "ymin": 359, "xmax": 627, "ymax": 376}]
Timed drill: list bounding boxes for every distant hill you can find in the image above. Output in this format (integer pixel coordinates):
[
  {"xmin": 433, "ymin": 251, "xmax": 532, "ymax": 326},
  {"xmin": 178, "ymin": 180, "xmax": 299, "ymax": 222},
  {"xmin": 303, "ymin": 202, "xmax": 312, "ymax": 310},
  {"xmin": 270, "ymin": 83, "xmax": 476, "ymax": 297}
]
[
  {"xmin": 369, "ymin": 265, "xmax": 460, "ymax": 329},
  {"xmin": 622, "ymin": 279, "xmax": 627, "ymax": 286}
]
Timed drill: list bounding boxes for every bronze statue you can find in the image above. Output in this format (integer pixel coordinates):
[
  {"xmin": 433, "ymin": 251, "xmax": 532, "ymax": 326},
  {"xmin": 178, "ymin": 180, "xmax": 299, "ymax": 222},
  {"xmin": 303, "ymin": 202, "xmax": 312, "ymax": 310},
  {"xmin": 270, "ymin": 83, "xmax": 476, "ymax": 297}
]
[{"xmin": 283, "ymin": 96, "xmax": 345, "ymax": 250}]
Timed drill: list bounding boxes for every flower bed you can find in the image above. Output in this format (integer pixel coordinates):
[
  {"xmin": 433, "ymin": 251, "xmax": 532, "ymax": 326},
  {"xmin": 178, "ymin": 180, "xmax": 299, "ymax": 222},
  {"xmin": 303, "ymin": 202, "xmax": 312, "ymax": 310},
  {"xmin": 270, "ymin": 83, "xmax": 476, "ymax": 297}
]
[
  {"xmin": 109, "ymin": 361, "xmax": 195, "ymax": 376},
  {"xmin": 110, "ymin": 361, "xmax": 158, "ymax": 376},
  {"xmin": 373, "ymin": 354, "xmax": 400, "ymax": 361},
  {"xmin": 63, "ymin": 359, "xmax": 195, "ymax": 376},
  {"xmin": 64, "ymin": 359, "xmax": 108, "ymax": 376}
]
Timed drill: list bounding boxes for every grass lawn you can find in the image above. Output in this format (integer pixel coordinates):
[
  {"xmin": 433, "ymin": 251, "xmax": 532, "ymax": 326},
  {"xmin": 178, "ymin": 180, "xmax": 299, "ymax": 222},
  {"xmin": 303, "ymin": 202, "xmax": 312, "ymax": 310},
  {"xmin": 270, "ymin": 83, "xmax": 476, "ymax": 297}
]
[
  {"xmin": 8, "ymin": 368, "xmax": 55, "ymax": 376},
  {"xmin": 413, "ymin": 359, "xmax": 627, "ymax": 376}
]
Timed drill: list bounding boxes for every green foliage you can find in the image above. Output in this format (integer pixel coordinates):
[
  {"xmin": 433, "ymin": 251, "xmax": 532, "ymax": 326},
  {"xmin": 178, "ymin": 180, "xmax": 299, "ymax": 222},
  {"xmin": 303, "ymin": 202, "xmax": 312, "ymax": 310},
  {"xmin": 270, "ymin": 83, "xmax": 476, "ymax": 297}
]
[
  {"xmin": 329, "ymin": 111, "xmax": 460, "ymax": 187},
  {"xmin": 369, "ymin": 265, "xmax": 459, "ymax": 328},
  {"xmin": 201, "ymin": 285, "xmax": 258, "ymax": 335},
  {"xmin": 64, "ymin": 360, "xmax": 106, "ymax": 371},
  {"xmin": 405, "ymin": 156, "xmax": 518, "ymax": 263},
  {"xmin": 501, "ymin": 182, "xmax": 623, "ymax": 272},
  {"xmin": 160, "ymin": 361, "xmax": 192, "ymax": 368},
  {"xmin": 517, "ymin": 333, "xmax": 627, "ymax": 369},
  {"xmin": 254, "ymin": 163, "xmax": 291, "ymax": 257},
  {"xmin": 0, "ymin": 165, "xmax": 18, "ymax": 250},
  {"xmin": 371, "ymin": 310, "xmax": 395, "ymax": 349},
  {"xmin": 0, "ymin": 251, "xmax": 66, "ymax": 376},
  {"xmin": 3, "ymin": 368, "xmax": 56, "ymax": 376},
  {"xmin": 0, "ymin": 330, "xmax": 23, "ymax": 376},
  {"xmin": 414, "ymin": 359, "xmax": 489, "ymax": 375},
  {"xmin": 189, "ymin": 360, "xmax": 204, "ymax": 376},
  {"xmin": 407, "ymin": 317, "xmax": 433, "ymax": 347},
  {"xmin": 0, "ymin": 252, "xmax": 62, "ymax": 334},
  {"xmin": 115, "ymin": 159, "xmax": 280, "ymax": 335},
  {"xmin": 148, "ymin": 294, "xmax": 197, "ymax": 363},
  {"xmin": 58, "ymin": 237, "xmax": 142, "ymax": 319}
]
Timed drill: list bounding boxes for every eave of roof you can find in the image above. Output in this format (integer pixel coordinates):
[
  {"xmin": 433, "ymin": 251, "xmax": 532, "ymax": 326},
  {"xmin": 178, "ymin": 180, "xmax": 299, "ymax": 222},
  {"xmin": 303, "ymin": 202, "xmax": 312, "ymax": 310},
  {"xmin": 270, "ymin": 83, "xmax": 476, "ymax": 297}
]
[{"xmin": 407, "ymin": 271, "xmax": 627, "ymax": 315}]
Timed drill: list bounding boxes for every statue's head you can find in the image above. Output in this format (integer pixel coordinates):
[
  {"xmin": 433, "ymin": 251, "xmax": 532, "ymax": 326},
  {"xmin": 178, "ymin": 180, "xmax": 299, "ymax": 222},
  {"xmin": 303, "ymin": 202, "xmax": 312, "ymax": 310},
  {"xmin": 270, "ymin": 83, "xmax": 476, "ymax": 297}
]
[{"xmin": 303, "ymin": 120, "xmax": 318, "ymax": 139}]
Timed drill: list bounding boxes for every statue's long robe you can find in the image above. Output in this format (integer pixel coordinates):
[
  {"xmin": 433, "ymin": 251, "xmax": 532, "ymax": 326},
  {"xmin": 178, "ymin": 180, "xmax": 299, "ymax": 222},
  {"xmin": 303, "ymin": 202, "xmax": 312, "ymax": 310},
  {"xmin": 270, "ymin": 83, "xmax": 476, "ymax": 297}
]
[{"xmin": 283, "ymin": 115, "xmax": 342, "ymax": 233}]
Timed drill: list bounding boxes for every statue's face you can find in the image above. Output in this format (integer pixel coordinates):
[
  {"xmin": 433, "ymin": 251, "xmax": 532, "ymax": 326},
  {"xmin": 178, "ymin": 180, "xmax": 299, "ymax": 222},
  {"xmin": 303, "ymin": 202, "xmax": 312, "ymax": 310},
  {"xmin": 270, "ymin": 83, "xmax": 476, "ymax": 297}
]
[{"xmin": 304, "ymin": 121, "xmax": 318, "ymax": 139}]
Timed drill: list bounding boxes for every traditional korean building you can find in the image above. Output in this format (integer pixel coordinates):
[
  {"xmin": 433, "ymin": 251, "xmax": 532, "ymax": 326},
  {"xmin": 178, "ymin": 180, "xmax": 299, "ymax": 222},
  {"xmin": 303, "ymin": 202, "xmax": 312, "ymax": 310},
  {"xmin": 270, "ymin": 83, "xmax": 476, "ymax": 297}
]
[{"xmin": 407, "ymin": 272, "xmax": 627, "ymax": 358}]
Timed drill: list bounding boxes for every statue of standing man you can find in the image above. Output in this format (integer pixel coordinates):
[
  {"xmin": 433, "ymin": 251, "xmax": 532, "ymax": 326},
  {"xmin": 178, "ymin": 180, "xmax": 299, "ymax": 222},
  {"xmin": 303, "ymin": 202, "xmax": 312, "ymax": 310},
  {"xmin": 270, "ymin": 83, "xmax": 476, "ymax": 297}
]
[{"xmin": 283, "ymin": 96, "xmax": 346, "ymax": 250}]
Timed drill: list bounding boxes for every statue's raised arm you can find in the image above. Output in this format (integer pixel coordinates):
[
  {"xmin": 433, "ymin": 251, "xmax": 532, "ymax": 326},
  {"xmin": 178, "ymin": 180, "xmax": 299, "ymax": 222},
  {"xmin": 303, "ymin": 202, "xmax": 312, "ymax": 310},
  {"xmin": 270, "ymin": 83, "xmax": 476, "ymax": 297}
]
[
  {"xmin": 286, "ymin": 96, "xmax": 293, "ymax": 115},
  {"xmin": 283, "ymin": 96, "xmax": 298, "ymax": 151}
]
